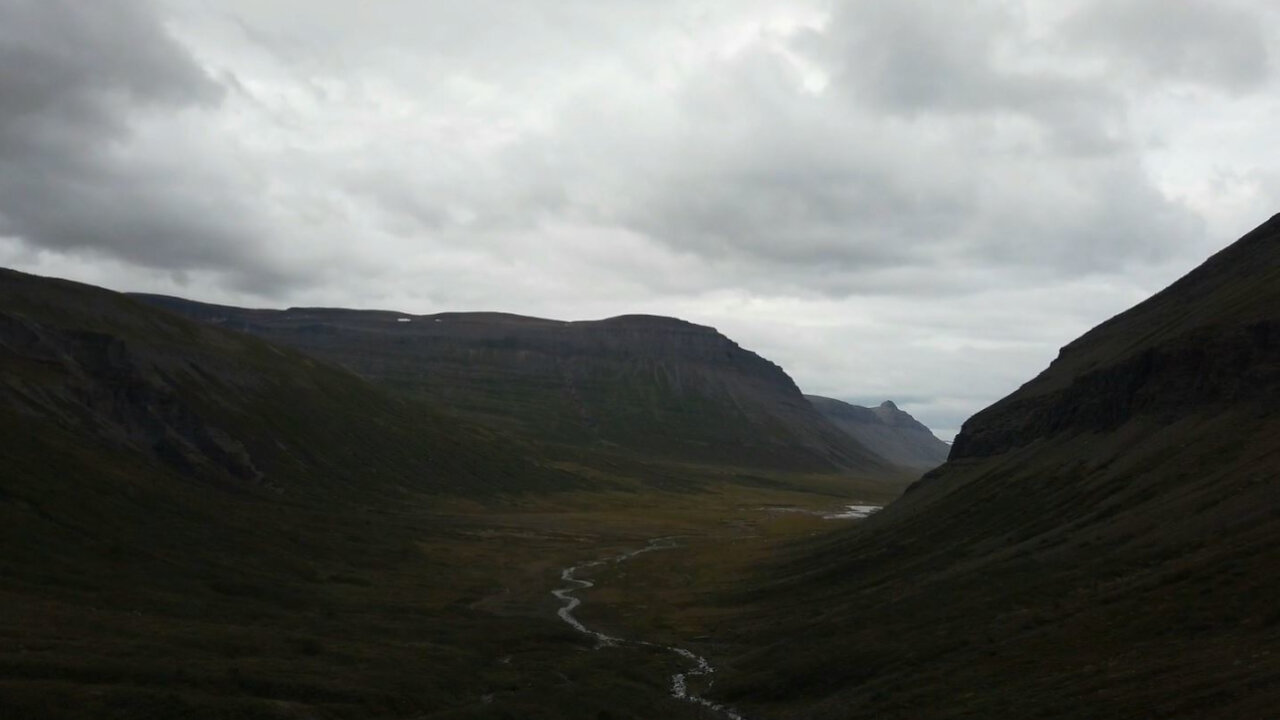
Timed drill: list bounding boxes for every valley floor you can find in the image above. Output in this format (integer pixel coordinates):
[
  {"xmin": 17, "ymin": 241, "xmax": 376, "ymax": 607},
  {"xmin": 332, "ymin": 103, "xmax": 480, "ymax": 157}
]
[{"xmin": 1, "ymin": 470, "xmax": 894, "ymax": 720}]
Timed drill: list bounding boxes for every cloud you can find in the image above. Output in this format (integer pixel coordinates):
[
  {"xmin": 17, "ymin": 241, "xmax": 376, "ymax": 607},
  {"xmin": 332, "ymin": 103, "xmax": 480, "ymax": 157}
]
[
  {"xmin": 0, "ymin": 0, "xmax": 220, "ymax": 125},
  {"xmin": 478, "ymin": 1, "xmax": 1208, "ymax": 298},
  {"xmin": 1061, "ymin": 0, "xmax": 1272, "ymax": 91},
  {"xmin": 2, "ymin": 0, "xmax": 1277, "ymax": 437},
  {"xmin": 0, "ymin": 0, "xmax": 299, "ymax": 292}
]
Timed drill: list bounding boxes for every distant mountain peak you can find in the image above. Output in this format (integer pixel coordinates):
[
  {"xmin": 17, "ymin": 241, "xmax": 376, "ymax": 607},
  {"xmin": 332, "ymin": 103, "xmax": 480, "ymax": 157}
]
[{"xmin": 806, "ymin": 395, "xmax": 948, "ymax": 472}]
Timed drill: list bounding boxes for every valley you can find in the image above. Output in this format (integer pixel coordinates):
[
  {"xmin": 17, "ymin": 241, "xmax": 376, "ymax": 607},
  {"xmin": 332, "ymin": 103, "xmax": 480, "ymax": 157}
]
[
  {"xmin": 1, "ymin": 458, "xmax": 891, "ymax": 720},
  {"xmin": 0, "ymin": 266, "xmax": 904, "ymax": 718},
  {"xmin": 9, "ymin": 3, "xmax": 1280, "ymax": 718},
  {"xmin": 3, "ymin": 214, "xmax": 1279, "ymax": 719}
]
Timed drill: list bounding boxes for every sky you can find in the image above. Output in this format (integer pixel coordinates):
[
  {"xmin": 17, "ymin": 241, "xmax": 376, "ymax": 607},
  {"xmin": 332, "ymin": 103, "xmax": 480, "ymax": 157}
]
[{"xmin": 2, "ymin": 0, "xmax": 1278, "ymax": 440}]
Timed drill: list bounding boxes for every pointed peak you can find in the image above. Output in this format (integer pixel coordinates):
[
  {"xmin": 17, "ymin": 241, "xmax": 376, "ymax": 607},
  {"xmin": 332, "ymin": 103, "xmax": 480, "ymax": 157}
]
[{"xmin": 879, "ymin": 400, "xmax": 899, "ymax": 411}]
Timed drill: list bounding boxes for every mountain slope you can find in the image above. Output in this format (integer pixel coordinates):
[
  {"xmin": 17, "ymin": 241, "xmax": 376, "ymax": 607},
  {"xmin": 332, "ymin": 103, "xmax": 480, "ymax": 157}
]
[
  {"xmin": 716, "ymin": 215, "xmax": 1280, "ymax": 719},
  {"xmin": 805, "ymin": 396, "xmax": 949, "ymax": 471},
  {"xmin": 0, "ymin": 267, "xmax": 603, "ymax": 717},
  {"xmin": 948, "ymin": 214, "xmax": 1280, "ymax": 462},
  {"xmin": 0, "ymin": 268, "xmax": 569, "ymax": 500},
  {"xmin": 133, "ymin": 295, "xmax": 894, "ymax": 476}
]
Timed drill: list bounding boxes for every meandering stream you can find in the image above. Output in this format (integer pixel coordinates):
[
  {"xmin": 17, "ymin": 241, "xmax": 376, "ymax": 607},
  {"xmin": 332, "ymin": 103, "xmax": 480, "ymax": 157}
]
[{"xmin": 552, "ymin": 538, "xmax": 748, "ymax": 720}]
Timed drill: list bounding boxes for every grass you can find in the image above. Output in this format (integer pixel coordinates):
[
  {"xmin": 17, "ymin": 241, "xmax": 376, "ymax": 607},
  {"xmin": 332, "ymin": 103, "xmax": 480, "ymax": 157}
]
[
  {"xmin": 0, "ymin": 437, "xmax": 891, "ymax": 720},
  {"xmin": 691, "ymin": 410, "xmax": 1280, "ymax": 720}
]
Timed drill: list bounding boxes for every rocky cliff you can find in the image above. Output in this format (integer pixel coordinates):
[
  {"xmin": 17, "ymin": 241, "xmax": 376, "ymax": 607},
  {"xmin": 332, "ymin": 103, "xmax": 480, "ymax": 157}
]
[
  {"xmin": 805, "ymin": 396, "xmax": 949, "ymax": 471},
  {"xmin": 134, "ymin": 296, "xmax": 895, "ymax": 475}
]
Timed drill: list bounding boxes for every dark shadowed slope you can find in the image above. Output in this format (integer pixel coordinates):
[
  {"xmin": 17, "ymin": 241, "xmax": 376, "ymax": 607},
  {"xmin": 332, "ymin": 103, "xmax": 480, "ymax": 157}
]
[
  {"xmin": 133, "ymin": 295, "xmax": 895, "ymax": 476},
  {"xmin": 0, "ymin": 267, "xmax": 597, "ymax": 716},
  {"xmin": 806, "ymin": 396, "xmax": 949, "ymax": 472},
  {"xmin": 0, "ymin": 268, "xmax": 569, "ymax": 499},
  {"xmin": 0, "ymin": 268, "xmax": 908, "ymax": 719},
  {"xmin": 717, "ymin": 215, "xmax": 1280, "ymax": 719},
  {"xmin": 0, "ymin": 266, "xmax": 576, "ymax": 626}
]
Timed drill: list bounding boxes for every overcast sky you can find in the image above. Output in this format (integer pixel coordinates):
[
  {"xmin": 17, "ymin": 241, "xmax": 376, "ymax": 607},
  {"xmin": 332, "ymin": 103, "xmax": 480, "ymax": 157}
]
[{"xmin": 3, "ymin": 0, "xmax": 1278, "ymax": 439}]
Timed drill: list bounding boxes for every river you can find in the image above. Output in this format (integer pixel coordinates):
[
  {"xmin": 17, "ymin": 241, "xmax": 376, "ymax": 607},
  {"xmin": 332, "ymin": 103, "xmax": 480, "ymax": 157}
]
[{"xmin": 551, "ymin": 538, "xmax": 748, "ymax": 720}]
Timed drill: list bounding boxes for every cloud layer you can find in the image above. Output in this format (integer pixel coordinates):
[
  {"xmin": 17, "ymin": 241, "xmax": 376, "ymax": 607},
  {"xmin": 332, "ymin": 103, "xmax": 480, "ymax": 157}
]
[{"xmin": 3, "ymin": 0, "xmax": 1278, "ymax": 438}]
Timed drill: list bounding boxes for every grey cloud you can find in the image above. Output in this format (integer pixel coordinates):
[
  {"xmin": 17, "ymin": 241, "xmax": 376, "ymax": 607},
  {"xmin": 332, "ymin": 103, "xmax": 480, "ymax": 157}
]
[
  {"xmin": 820, "ymin": 0, "xmax": 1018, "ymax": 112},
  {"xmin": 346, "ymin": 141, "xmax": 574, "ymax": 236},
  {"xmin": 446, "ymin": 46, "xmax": 979, "ymax": 292},
  {"xmin": 0, "ymin": 0, "xmax": 294, "ymax": 293},
  {"xmin": 150, "ymin": 0, "xmax": 1203, "ymax": 301},
  {"xmin": 963, "ymin": 156, "xmax": 1206, "ymax": 275},
  {"xmin": 615, "ymin": 129, "xmax": 971, "ymax": 275},
  {"xmin": 817, "ymin": 0, "xmax": 1126, "ymax": 149},
  {"xmin": 207, "ymin": 0, "xmax": 1214, "ymax": 305},
  {"xmin": 4, "ymin": 0, "xmax": 1272, "ymax": 437},
  {"xmin": 0, "ymin": 0, "xmax": 221, "ymax": 138},
  {"xmin": 490, "ymin": 24, "xmax": 1202, "ymax": 298},
  {"xmin": 1062, "ymin": 0, "xmax": 1272, "ymax": 91},
  {"xmin": 0, "ymin": 154, "xmax": 275, "ymax": 283}
]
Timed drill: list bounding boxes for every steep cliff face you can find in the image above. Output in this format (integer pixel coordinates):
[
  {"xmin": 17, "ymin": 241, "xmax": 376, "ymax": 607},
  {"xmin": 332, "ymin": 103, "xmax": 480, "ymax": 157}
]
[
  {"xmin": 806, "ymin": 396, "xmax": 949, "ymax": 471},
  {"xmin": 135, "ymin": 296, "xmax": 894, "ymax": 475},
  {"xmin": 721, "ymin": 216, "xmax": 1280, "ymax": 720}
]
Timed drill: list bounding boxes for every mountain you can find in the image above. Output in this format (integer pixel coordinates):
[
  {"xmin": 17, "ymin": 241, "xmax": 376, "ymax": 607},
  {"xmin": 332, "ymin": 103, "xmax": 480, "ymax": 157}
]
[
  {"xmin": 716, "ymin": 215, "xmax": 1280, "ymax": 719},
  {"xmin": 3, "ymin": 267, "xmax": 924, "ymax": 720},
  {"xmin": 805, "ymin": 396, "xmax": 949, "ymax": 471},
  {"xmin": 133, "ymin": 295, "xmax": 896, "ymax": 476},
  {"xmin": 0, "ymin": 267, "xmax": 609, "ymax": 717},
  {"xmin": 0, "ymin": 268, "xmax": 567, "ymax": 499}
]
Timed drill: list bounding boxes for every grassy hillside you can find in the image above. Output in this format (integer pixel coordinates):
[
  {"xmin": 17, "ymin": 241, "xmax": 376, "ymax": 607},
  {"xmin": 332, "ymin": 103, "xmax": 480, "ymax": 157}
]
[{"xmin": 707, "ymin": 215, "xmax": 1280, "ymax": 719}]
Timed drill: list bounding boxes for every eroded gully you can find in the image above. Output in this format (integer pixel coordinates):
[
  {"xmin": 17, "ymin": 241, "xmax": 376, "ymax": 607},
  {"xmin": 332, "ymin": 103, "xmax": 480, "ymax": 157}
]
[{"xmin": 551, "ymin": 537, "xmax": 748, "ymax": 720}]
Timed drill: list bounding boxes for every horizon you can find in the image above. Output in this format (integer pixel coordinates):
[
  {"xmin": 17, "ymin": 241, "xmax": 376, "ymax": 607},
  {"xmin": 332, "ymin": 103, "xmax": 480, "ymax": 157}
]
[
  {"xmin": 4, "ymin": 0, "xmax": 1279, "ymax": 442},
  {"xmin": 120, "ymin": 276, "xmax": 965, "ymax": 439}
]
